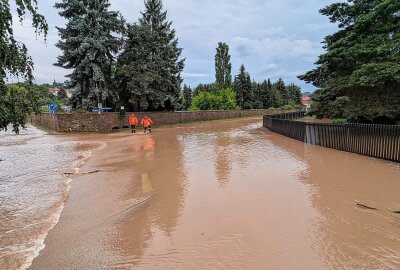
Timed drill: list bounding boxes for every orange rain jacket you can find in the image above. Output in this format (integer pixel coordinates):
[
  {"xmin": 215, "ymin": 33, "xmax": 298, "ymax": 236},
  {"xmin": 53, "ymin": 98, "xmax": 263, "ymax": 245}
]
[
  {"xmin": 129, "ymin": 114, "xmax": 138, "ymax": 125},
  {"xmin": 141, "ymin": 116, "xmax": 153, "ymax": 128}
]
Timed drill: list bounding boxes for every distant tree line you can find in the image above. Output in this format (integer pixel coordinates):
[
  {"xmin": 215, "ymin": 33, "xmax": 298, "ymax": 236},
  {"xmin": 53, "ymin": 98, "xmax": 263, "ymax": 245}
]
[{"xmin": 188, "ymin": 43, "xmax": 302, "ymax": 111}]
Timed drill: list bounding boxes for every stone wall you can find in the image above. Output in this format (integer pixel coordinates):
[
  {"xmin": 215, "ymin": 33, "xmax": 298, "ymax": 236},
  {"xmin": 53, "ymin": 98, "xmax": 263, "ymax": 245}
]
[{"xmin": 30, "ymin": 109, "xmax": 296, "ymax": 133}]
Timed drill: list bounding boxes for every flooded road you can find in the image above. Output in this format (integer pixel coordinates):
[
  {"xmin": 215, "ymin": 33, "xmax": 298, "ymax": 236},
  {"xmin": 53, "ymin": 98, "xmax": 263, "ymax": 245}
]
[
  {"xmin": 24, "ymin": 118, "xmax": 400, "ymax": 269},
  {"xmin": 0, "ymin": 126, "xmax": 78, "ymax": 269}
]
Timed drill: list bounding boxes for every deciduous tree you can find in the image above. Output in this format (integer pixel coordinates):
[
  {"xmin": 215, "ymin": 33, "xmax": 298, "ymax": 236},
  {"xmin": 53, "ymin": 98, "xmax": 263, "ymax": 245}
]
[
  {"xmin": 0, "ymin": 0, "xmax": 48, "ymax": 133},
  {"xmin": 215, "ymin": 42, "xmax": 232, "ymax": 89}
]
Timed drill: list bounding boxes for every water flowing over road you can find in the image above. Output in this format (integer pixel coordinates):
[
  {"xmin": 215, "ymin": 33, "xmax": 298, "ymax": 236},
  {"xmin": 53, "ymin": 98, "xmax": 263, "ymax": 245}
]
[
  {"xmin": 3, "ymin": 119, "xmax": 400, "ymax": 270},
  {"xmin": 0, "ymin": 126, "xmax": 78, "ymax": 269},
  {"xmin": 107, "ymin": 119, "xmax": 400, "ymax": 270}
]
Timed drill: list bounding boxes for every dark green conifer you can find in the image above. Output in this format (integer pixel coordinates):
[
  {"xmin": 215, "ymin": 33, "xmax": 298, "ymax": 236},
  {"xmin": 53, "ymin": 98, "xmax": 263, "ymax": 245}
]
[
  {"xmin": 286, "ymin": 83, "xmax": 302, "ymax": 104},
  {"xmin": 182, "ymin": 85, "xmax": 192, "ymax": 111},
  {"xmin": 55, "ymin": 0, "xmax": 124, "ymax": 109},
  {"xmin": 299, "ymin": 0, "xmax": 400, "ymax": 123},
  {"xmin": 233, "ymin": 65, "xmax": 253, "ymax": 109},
  {"xmin": 274, "ymin": 78, "xmax": 287, "ymax": 105},
  {"xmin": 117, "ymin": 0, "xmax": 185, "ymax": 111}
]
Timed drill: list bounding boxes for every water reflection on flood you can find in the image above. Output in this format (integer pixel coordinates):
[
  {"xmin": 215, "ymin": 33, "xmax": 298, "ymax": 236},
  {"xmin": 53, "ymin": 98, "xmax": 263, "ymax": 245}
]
[
  {"xmin": 113, "ymin": 120, "xmax": 400, "ymax": 269},
  {"xmin": 270, "ymin": 134, "xmax": 400, "ymax": 269},
  {"xmin": 110, "ymin": 121, "xmax": 319, "ymax": 269},
  {"xmin": 25, "ymin": 119, "xmax": 400, "ymax": 270}
]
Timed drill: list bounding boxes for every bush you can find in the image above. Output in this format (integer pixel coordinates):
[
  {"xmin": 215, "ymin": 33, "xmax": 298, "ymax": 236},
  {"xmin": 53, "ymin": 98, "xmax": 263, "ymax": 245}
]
[
  {"xmin": 191, "ymin": 88, "xmax": 238, "ymax": 111},
  {"xmin": 0, "ymin": 84, "xmax": 32, "ymax": 133},
  {"xmin": 332, "ymin": 118, "xmax": 347, "ymax": 124}
]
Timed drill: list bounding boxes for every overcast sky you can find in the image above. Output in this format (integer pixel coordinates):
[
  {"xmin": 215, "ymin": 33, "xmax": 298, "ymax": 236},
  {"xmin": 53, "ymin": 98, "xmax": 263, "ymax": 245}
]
[{"xmin": 11, "ymin": 0, "xmax": 338, "ymax": 92}]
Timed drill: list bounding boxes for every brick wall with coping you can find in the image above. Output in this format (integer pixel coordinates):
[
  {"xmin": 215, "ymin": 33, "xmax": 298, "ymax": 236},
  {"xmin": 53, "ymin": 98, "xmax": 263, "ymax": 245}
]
[{"xmin": 30, "ymin": 109, "xmax": 297, "ymax": 133}]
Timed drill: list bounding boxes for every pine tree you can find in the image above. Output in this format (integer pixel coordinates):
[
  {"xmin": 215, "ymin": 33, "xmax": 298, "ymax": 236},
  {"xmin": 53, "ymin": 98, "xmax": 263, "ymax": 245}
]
[
  {"xmin": 215, "ymin": 42, "xmax": 232, "ymax": 89},
  {"xmin": 259, "ymin": 80, "xmax": 275, "ymax": 108},
  {"xmin": 286, "ymin": 83, "xmax": 302, "ymax": 104},
  {"xmin": 299, "ymin": 0, "xmax": 400, "ymax": 123},
  {"xmin": 233, "ymin": 64, "xmax": 253, "ymax": 109},
  {"xmin": 182, "ymin": 85, "xmax": 192, "ymax": 110},
  {"xmin": 272, "ymin": 87, "xmax": 284, "ymax": 107},
  {"xmin": 117, "ymin": 0, "xmax": 185, "ymax": 111},
  {"xmin": 251, "ymin": 81, "xmax": 263, "ymax": 109},
  {"xmin": 274, "ymin": 78, "xmax": 289, "ymax": 106},
  {"xmin": 1, "ymin": 0, "xmax": 48, "ymax": 133},
  {"xmin": 55, "ymin": 0, "xmax": 124, "ymax": 110}
]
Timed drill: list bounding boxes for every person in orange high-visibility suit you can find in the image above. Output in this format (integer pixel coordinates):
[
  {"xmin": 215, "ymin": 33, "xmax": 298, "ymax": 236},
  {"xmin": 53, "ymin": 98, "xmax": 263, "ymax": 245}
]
[
  {"xmin": 141, "ymin": 116, "xmax": 153, "ymax": 133},
  {"xmin": 129, "ymin": 113, "xmax": 138, "ymax": 133}
]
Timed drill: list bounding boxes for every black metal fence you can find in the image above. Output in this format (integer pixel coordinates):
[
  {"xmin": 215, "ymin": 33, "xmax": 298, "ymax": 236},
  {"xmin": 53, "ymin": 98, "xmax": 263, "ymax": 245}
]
[{"xmin": 263, "ymin": 112, "xmax": 400, "ymax": 162}]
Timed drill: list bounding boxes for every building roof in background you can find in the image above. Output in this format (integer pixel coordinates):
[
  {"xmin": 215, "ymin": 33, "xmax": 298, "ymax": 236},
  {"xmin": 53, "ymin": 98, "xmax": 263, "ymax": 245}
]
[{"xmin": 48, "ymin": 87, "xmax": 61, "ymax": 94}]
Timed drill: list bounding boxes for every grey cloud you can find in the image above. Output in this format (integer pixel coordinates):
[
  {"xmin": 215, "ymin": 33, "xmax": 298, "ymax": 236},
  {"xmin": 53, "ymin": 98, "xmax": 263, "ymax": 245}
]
[
  {"xmin": 10, "ymin": 0, "xmax": 338, "ymax": 92},
  {"xmin": 182, "ymin": 73, "xmax": 208, "ymax": 79}
]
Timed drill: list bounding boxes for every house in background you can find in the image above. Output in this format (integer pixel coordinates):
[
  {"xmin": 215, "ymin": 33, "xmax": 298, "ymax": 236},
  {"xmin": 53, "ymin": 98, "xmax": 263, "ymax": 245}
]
[
  {"xmin": 48, "ymin": 79, "xmax": 73, "ymax": 98},
  {"xmin": 301, "ymin": 95, "xmax": 311, "ymax": 110},
  {"xmin": 48, "ymin": 79, "xmax": 62, "ymax": 96}
]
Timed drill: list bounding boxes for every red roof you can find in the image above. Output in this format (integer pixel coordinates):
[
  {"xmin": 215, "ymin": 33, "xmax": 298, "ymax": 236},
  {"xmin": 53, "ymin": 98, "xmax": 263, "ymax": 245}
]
[
  {"xmin": 48, "ymin": 87, "xmax": 61, "ymax": 93},
  {"xmin": 301, "ymin": 96, "xmax": 311, "ymax": 106}
]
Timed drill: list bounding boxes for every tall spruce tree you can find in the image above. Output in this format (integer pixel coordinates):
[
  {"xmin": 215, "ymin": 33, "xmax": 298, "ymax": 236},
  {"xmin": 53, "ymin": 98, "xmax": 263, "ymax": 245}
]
[
  {"xmin": 299, "ymin": 0, "xmax": 400, "ymax": 123},
  {"xmin": 1, "ymin": 0, "xmax": 48, "ymax": 133},
  {"xmin": 259, "ymin": 79, "xmax": 275, "ymax": 108},
  {"xmin": 233, "ymin": 64, "xmax": 253, "ymax": 109},
  {"xmin": 55, "ymin": 0, "xmax": 124, "ymax": 110},
  {"xmin": 274, "ymin": 78, "xmax": 288, "ymax": 105},
  {"xmin": 117, "ymin": 0, "xmax": 185, "ymax": 111},
  {"xmin": 182, "ymin": 84, "xmax": 192, "ymax": 110},
  {"xmin": 286, "ymin": 83, "xmax": 302, "ymax": 104},
  {"xmin": 215, "ymin": 42, "xmax": 232, "ymax": 89},
  {"xmin": 251, "ymin": 81, "xmax": 263, "ymax": 109}
]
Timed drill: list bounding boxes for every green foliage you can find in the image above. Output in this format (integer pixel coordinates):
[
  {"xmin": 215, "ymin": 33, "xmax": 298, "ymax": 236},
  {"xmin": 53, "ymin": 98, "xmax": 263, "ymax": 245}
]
[
  {"xmin": 272, "ymin": 87, "xmax": 284, "ymax": 108},
  {"xmin": 0, "ymin": 0, "xmax": 48, "ymax": 132},
  {"xmin": 233, "ymin": 65, "xmax": 253, "ymax": 109},
  {"xmin": 57, "ymin": 88, "xmax": 68, "ymax": 100},
  {"xmin": 192, "ymin": 83, "xmax": 220, "ymax": 96},
  {"xmin": 332, "ymin": 118, "xmax": 347, "ymax": 124},
  {"xmin": 286, "ymin": 83, "xmax": 302, "ymax": 104},
  {"xmin": 256, "ymin": 79, "xmax": 274, "ymax": 108},
  {"xmin": 215, "ymin": 42, "xmax": 232, "ymax": 89},
  {"xmin": 273, "ymin": 78, "xmax": 287, "ymax": 106},
  {"xmin": 55, "ymin": 0, "xmax": 124, "ymax": 110},
  {"xmin": 116, "ymin": 0, "xmax": 185, "ymax": 111},
  {"xmin": 251, "ymin": 82, "xmax": 263, "ymax": 109},
  {"xmin": 182, "ymin": 85, "xmax": 192, "ymax": 111},
  {"xmin": 191, "ymin": 88, "xmax": 238, "ymax": 111},
  {"xmin": 299, "ymin": 0, "xmax": 400, "ymax": 123},
  {"xmin": 0, "ymin": 84, "xmax": 33, "ymax": 133}
]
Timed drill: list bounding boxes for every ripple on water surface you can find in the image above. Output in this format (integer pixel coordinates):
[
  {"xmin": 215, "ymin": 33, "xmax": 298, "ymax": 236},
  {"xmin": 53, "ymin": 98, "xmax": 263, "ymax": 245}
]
[{"xmin": 0, "ymin": 126, "xmax": 77, "ymax": 270}]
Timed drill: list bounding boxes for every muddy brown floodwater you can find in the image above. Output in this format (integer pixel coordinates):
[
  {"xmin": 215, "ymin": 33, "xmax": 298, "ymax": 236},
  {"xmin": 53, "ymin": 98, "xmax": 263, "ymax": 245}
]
[{"xmin": 28, "ymin": 118, "xmax": 400, "ymax": 270}]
